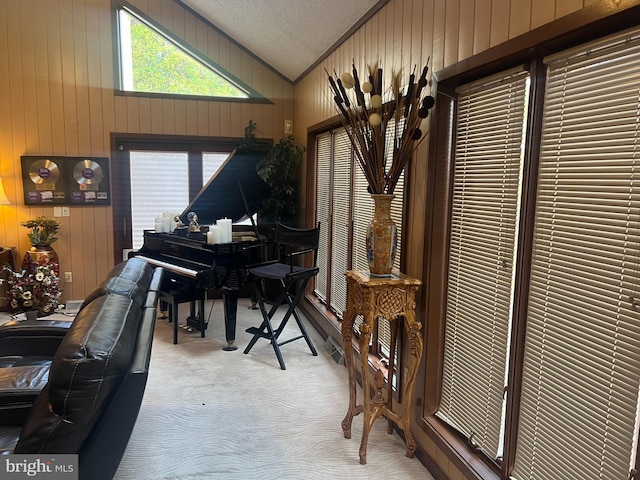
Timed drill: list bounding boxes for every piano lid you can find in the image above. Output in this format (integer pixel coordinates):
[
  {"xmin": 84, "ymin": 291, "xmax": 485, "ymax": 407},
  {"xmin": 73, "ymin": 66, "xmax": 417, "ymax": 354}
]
[{"xmin": 179, "ymin": 145, "xmax": 271, "ymax": 225}]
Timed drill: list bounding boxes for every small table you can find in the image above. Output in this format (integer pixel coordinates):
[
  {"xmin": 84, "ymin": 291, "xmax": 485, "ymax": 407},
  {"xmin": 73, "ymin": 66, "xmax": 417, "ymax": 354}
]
[{"xmin": 341, "ymin": 270, "xmax": 423, "ymax": 464}]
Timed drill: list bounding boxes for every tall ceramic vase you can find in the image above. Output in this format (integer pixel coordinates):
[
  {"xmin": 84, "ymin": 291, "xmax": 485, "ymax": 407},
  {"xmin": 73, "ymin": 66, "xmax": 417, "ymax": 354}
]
[
  {"xmin": 22, "ymin": 244, "xmax": 59, "ymax": 275},
  {"xmin": 366, "ymin": 194, "xmax": 398, "ymax": 277}
]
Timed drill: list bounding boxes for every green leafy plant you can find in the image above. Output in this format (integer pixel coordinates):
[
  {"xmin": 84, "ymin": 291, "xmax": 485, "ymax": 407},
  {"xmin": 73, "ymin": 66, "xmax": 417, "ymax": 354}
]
[
  {"xmin": 256, "ymin": 135, "xmax": 304, "ymax": 224},
  {"xmin": 21, "ymin": 216, "xmax": 61, "ymax": 246}
]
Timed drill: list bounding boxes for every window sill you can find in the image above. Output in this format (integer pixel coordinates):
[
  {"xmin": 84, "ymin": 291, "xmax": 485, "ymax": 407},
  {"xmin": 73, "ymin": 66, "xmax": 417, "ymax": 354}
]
[{"xmin": 420, "ymin": 416, "xmax": 501, "ymax": 480}]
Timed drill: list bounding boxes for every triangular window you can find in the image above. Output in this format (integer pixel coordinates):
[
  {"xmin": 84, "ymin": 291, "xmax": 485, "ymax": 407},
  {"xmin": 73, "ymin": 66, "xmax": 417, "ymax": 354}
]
[{"xmin": 116, "ymin": 6, "xmax": 250, "ymax": 99}]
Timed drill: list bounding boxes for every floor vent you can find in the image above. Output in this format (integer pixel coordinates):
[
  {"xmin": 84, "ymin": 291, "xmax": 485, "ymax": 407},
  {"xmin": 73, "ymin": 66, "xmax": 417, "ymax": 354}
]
[{"xmin": 325, "ymin": 337, "xmax": 345, "ymax": 365}]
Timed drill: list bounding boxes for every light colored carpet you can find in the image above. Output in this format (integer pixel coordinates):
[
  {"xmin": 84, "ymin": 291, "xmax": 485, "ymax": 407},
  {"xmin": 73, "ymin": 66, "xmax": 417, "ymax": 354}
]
[{"xmin": 114, "ymin": 298, "xmax": 434, "ymax": 480}]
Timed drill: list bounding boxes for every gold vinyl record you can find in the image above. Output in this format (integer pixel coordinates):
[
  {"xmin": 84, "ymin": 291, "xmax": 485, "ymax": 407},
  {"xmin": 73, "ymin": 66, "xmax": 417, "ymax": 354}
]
[
  {"xmin": 29, "ymin": 159, "xmax": 60, "ymax": 184},
  {"xmin": 73, "ymin": 159, "xmax": 104, "ymax": 185}
]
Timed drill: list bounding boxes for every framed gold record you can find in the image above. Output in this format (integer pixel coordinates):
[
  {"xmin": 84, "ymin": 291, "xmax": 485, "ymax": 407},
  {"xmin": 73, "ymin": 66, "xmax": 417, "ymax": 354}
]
[{"xmin": 21, "ymin": 155, "xmax": 110, "ymax": 205}]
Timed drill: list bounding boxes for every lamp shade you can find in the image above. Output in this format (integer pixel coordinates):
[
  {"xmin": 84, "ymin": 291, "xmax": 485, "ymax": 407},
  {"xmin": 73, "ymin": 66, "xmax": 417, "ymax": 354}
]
[{"xmin": 0, "ymin": 178, "xmax": 10, "ymax": 205}]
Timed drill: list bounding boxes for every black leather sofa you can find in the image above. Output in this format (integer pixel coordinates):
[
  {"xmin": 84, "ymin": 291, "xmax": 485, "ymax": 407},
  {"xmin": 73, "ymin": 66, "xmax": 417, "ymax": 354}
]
[{"xmin": 0, "ymin": 258, "xmax": 163, "ymax": 480}]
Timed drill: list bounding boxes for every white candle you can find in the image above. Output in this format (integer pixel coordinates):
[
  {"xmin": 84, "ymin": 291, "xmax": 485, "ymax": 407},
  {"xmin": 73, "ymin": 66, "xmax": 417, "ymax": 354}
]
[
  {"xmin": 162, "ymin": 217, "xmax": 171, "ymax": 233},
  {"xmin": 209, "ymin": 225, "xmax": 221, "ymax": 244},
  {"xmin": 217, "ymin": 218, "xmax": 232, "ymax": 243},
  {"xmin": 155, "ymin": 216, "xmax": 163, "ymax": 233}
]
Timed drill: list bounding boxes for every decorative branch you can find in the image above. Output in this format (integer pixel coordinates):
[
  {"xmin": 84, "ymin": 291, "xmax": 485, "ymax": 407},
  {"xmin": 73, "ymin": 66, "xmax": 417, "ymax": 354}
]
[{"xmin": 326, "ymin": 59, "xmax": 435, "ymax": 195}]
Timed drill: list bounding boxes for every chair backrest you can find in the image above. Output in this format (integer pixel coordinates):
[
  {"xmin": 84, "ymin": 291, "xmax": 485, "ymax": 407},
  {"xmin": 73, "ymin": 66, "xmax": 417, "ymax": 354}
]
[{"xmin": 274, "ymin": 222, "xmax": 321, "ymax": 266}]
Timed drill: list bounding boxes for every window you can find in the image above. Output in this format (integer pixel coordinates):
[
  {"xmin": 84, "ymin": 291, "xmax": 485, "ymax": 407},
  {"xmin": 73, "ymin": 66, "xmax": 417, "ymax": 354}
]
[
  {"xmin": 314, "ymin": 126, "xmax": 404, "ymax": 360},
  {"xmin": 113, "ymin": 3, "xmax": 263, "ymax": 101},
  {"xmin": 112, "ymin": 136, "xmax": 239, "ymax": 260},
  {"xmin": 432, "ymin": 26, "xmax": 640, "ymax": 480}
]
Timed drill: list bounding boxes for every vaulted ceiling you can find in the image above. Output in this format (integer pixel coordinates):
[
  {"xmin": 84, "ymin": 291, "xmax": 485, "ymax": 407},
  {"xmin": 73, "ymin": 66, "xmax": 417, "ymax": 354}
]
[{"xmin": 177, "ymin": 0, "xmax": 386, "ymax": 83}]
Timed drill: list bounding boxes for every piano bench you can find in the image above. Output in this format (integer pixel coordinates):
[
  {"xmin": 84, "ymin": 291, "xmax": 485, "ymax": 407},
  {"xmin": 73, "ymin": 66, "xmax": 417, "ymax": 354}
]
[{"xmin": 158, "ymin": 288, "xmax": 206, "ymax": 345}]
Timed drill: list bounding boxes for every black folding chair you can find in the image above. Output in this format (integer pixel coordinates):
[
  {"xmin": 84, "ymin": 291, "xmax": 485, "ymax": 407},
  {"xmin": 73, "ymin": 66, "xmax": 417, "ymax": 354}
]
[{"xmin": 243, "ymin": 222, "xmax": 320, "ymax": 370}]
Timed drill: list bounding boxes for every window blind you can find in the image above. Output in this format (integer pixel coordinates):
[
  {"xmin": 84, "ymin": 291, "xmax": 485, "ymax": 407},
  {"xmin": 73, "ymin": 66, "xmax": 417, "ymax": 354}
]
[
  {"xmin": 330, "ymin": 129, "xmax": 352, "ymax": 315},
  {"xmin": 314, "ymin": 132, "xmax": 332, "ymax": 302},
  {"xmin": 130, "ymin": 150, "xmax": 189, "ymax": 249},
  {"xmin": 436, "ymin": 68, "xmax": 530, "ymax": 460},
  {"xmin": 513, "ymin": 29, "xmax": 640, "ymax": 480}
]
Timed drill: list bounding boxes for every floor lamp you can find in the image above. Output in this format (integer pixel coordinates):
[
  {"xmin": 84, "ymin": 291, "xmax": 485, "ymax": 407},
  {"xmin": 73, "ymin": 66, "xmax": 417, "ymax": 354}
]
[{"xmin": 0, "ymin": 178, "xmax": 10, "ymax": 250}]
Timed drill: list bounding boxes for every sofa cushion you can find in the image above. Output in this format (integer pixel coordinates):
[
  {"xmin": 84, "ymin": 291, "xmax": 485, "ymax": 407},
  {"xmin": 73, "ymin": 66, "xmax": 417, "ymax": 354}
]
[
  {"xmin": 79, "ymin": 258, "xmax": 155, "ymax": 311},
  {"xmin": 14, "ymin": 293, "xmax": 142, "ymax": 453}
]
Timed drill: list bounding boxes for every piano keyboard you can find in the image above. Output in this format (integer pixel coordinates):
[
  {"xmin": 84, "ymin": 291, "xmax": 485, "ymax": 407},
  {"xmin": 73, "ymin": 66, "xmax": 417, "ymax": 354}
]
[{"xmin": 134, "ymin": 255, "xmax": 198, "ymax": 278}]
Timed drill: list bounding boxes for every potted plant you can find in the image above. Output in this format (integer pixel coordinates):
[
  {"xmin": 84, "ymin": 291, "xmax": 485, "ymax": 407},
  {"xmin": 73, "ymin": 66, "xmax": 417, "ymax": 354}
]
[
  {"xmin": 21, "ymin": 216, "xmax": 62, "ymax": 275},
  {"xmin": 256, "ymin": 135, "xmax": 304, "ymax": 226},
  {"xmin": 21, "ymin": 216, "xmax": 61, "ymax": 246}
]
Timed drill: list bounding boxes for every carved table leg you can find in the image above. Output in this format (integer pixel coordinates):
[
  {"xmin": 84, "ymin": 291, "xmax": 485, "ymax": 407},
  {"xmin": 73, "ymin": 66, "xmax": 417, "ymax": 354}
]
[
  {"xmin": 341, "ymin": 312, "xmax": 356, "ymax": 439},
  {"xmin": 401, "ymin": 316, "xmax": 423, "ymax": 458},
  {"xmin": 358, "ymin": 319, "xmax": 373, "ymax": 465}
]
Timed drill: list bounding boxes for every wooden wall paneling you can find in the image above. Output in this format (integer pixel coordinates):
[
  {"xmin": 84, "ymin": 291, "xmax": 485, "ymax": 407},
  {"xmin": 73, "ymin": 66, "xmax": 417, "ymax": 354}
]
[
  {"xmin": 271, "ymin": 75, "xmax": 284, "ymax": 142},
  {"xmin": 376, "ymin": 6, "xmax": 388, "ymax": 61},
  {"xmin": 444, "ymin": 0, "xmax": 461, "ymax": 67},
  {"xmin": 196, "ymin": 101, "xmax": 208, "ymax": 136},
  {"xmin": 126, "ymin": 97, "xmax": 140, "ymax": 133},
  {"xmin": 33, "ymin": 2, "xmax": 54, "ymax": 155},
  {"xmin": 55, "ymin": 217, "xmax": 73, "ymax": 300},
  {"xmin": 7, "ymin": 1, "xmax": 27, "ymax": 180},
  {"xmin": 92, "ymin": 205, "xmax": 112, "ymax": 283},
  {"xmin": 171, "ymin": 0, "xmax": 185, "ymax": 39},
  {"xmin": 114, "ymin": 95, "xmax": 128, "ymax": 133},
  {"xmin": 489, "ymin": 0, "xmax": 511, "ymax": 48},
  {"xmin": 195, "ymin": 16, "xmax": 208, "ymax": 53},
  {"xmin": 530, "ymin": 0, "xmax": 556, "ymax": 29},
  {"xmin": 159, "ymin": 0, "xmax": 174, "ymax": 33},
  {"xmin": 60, "ymin": 1, "xmax": 80, "ymax": 156},
  {"xmin": 421, "ymin": 0, "xmax": 435, "ymax": 70},
  {"xmin": 208, "ymin": 102, "xmax": 221, "ymax": 136},
  {"xmin": 98, "ymin": 0, "xmax": 115, "ymax": 146},
  {"xmin": 150, "ymin": 99, "xmax": 163, "ymax": 134},
  {"xmin": 393, "ymin": 0, "xmax": 404, "ymax": 69},
  {"xmin": 174, "ymin": 99, "xmax": 187, "ymax": 135},
  {"xmin": 19, "ymin": 0, "xmax": 40, "ymax": 153},
  {"xmin": 400, "ymin": 0, "xmax": 410, "ymax": 63},
  {"xmin": 186, "ymin": 99, "xmax": 200, "ymax": 135},
  {"xmin": 458, "ymin": 0, "xmax": 475, "ymax": 61},
  {"xmin": 218, "ymin": 102, "xmax": 230, "ymax": 136},
  {"xmin": 83, "ymin": 206, "xmax": 99, "ymax": 291},
  {"xmin": 161, "ymin": 99, "xmax": 175, "ymax": 134},
  {"xmin": 556, "ymin": 0, "xmax": 585, "ymax": 18},
  {"xmin": 229, "ymin": 104, "xmax": 242, "ymax": 138},
  {"xmin": 431, "ymin": 0, "xmax": 445, "ymax": 71},
  {"xmin": 48, "ymin": 0, "xmax": 67, "ymax": 156},
  {"xmin": 411, "ymin": 0, "xmax": 425, "ymax": 64},
  {"xmin": 73, "ymin": 0, "xmax": 93, "ymax": 155},
  {"xmin": 137, "ymin": 97, "xmax": 151, "ymax": 133},
  {"xmin": 385, "ymin": 3, "xmax": 397, "ymax": 73},
  {"xmin": 184, "ymin": 10, "xmax": 197, "ymax": 48},
  {"xmin": 86, "ymin": 0, "xmax": 106, "ymax": 153},
  {"xmin": 207, "ymin": 24, "xmax": 220, "ymax": 65},
  {"xmin": 473, "ymin": 0, "xmax": 492, "ymax": 54},
  {"xmin": 509, "ymin": 0, "xmax": 532, "ymax": 39}
]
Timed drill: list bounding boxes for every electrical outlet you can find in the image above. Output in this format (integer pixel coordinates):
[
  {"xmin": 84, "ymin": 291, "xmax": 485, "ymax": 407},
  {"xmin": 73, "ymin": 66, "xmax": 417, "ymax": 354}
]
[
  {"xmin": 54, "ymin": 207, "xmax": 62, "ymax": 217},
  {"xmin": 64, "ymin": 272, "xmax": 73, "ymax": 283},
  {"xmin": 62, "ymin": 206, "xmax": 70, "ymax": 217}
]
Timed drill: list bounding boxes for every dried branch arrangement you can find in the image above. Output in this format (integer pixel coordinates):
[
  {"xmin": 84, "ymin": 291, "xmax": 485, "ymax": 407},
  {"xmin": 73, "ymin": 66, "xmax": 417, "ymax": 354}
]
[{"xmin": 326, "ymin": 59, "xmax": 435, "ymax": 194}]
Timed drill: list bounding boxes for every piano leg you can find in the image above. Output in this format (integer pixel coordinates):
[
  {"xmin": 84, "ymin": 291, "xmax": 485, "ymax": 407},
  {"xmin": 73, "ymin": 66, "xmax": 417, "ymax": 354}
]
[{"xmin": 222, "ymin": 288, "xmax": 239, "ymax": 351}]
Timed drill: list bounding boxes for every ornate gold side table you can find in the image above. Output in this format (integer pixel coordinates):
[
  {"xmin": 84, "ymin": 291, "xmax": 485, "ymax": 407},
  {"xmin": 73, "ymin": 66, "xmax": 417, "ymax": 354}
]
[{"xmin": 341, "ymin": 270, "xmax": 423, "ymax": 464}]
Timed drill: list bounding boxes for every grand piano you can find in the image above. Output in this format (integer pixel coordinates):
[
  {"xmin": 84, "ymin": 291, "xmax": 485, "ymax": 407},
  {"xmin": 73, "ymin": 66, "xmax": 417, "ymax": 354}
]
[{"xmin": 131, "ymin": 145, "xmax": 272, "ymax": 351}]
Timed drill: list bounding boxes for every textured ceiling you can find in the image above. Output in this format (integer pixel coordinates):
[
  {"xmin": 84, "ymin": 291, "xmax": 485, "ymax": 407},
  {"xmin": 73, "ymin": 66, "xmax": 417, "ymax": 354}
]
[{"xmin": 178, "ymin": 0, "xmax": 384, "ymax": 82}]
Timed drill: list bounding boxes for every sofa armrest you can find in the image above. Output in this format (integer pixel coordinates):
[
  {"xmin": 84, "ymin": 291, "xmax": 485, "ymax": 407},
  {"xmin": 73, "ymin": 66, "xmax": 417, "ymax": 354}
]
[{"xmin": 0, "ymin": 324, "xmax": 69, "ymax": 358}]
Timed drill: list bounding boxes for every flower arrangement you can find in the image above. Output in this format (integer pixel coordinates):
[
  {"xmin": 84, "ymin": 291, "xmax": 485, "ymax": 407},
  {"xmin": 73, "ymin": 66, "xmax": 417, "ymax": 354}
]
[
  {"xmin": 1, "ymin": 257, "xmax": 61, "ymax": 316},
  {"xmin": 326, "ymin": 59, "xmax": 435, "ymax": 194},
  {"xmin": 21, "ymin": 216, "xmax": 61, "ymax": 246}
]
